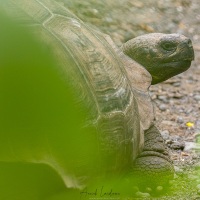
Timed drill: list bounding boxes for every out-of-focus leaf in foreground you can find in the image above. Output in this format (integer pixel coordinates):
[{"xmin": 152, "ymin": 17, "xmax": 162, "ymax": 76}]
[{"xmin": 0, "ymin": 12, "xmax": 99, "ymax": 200}]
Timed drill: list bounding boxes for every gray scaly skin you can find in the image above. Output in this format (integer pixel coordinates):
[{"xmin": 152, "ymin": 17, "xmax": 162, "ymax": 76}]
[
  {"xmin": 121, "ymin": 33, "xmax": 194, "ymax": 193},
  {"xmin": 122, "ymin": 33, "xmax": 194, "ymax": 84},
  {"xmin": 131, "ymin": 126, "xmax": 174, "ymax": 192}
]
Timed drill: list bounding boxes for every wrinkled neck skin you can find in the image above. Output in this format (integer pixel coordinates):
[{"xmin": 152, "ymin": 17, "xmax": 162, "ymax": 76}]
[{"xmin": 122, "ymin": 33, "xmax": 194, "ymax": 84}]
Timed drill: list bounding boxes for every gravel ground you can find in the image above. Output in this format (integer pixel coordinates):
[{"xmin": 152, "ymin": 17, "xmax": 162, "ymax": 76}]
[{"xmin": 59, "ymin": 0, "xmax": 200, "ymax": 198}]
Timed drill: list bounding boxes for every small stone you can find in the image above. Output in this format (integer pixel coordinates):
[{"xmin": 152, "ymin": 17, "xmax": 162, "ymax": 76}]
[
  {"xmin": 185, "ymin": 108, "xmax": 193, "ymax": 114},
  {"xmin": 169, "ymin": 93, "xmax": 175, "ymax": 98},
  {"xmin": 165, "ymin": 79, "xmax": 178, "ymax": 84},
  {"xmin": 151, "ymin": 94, "xmax": 157, "ymax": 100},
  {"xmin": 171, "ymin": 141, "xmax": 185, "ymax": 150},
  {"xmin": 170, "ymin": 135, "xmax": 181, "ymax": 141},
  {"xmin": 172, "ymin": 82, "xmax": 181, "ymax": 87},
  {"xmin": 177, "ymin": 117, "xmax": 184, "ymax": 124},
  {"xmin": 184, "ymin": 142, "xmax": 197, "ymax": 151},
  {"xmin": 192, "ymin": 154, "xmax": 199, "ymax": 159},
  {"xmin": 159, "ymin": 104, "xmax": 167, "ymax": 111},
  {"xmin": 184, "ymin": 142, "xmax": 200, "ymax": 151},
  {"xmin": 104, "ymin": 17, "xmax": 113, "ymax": 24},
  {"xmin": 158, "ymin": 95, "xmax": 167, "ymax": 101},
  {"xmin": 173, "ymin": 93, "xmax": 184, "ymax": 99},
  {"xmin": 161, "ymin": 130, "xmax": 170, "ymax": 140},
  {"xmin": 178, "ymin": 108, "xmax": 185, "ymax": 113},
  {"xmin": 194, "ymin": 95, "xmax": 200, "ymax": 101}
]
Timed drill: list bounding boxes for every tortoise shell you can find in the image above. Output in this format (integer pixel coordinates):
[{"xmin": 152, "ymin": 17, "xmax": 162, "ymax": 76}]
[{"xmin": 1, "ymin": 0, "xmax": 154, "ymax": 188}]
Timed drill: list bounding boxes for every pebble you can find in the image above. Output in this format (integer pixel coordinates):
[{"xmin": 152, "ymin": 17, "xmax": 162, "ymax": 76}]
[
  {"xmin": 161, "ymin": 130, "xmax": 170, "ymax": 140},
  {"xmin": 178, "ymin": 108, "xmax": 185, "ymax": 113},
  {"xmin": 104, "ymin": 17, "xmax": 114, "ymax": 24},
  {"xmin": 158, "ymin": 95, "xmax": 168, "ymax": 101},
  {"xmin": 177, "ymin": 116, "xmax": 184, "ymax": 124},
  {"xmin": 192, "ymin": 154, "xmax": 199, "ymax": 159},
  {"xmin": 173, "ymin": 93, "xmax": 184, "ymax": 99},
  {"xmin": 194, "ymin": 95, "xmax": 200, "ymax": 101},
  {"xmin": 170, "ymin": 135, "xmax": 181, "ymax": 141},
  {"xmin": 173, "ymin": 82, "xmax": 181, "ymax": 87},
  {"xmin": 171, "ymin": 141, "xmax": 185, "ymax": 150},
  {"xmin": 159, "ymin": 104, "xmax": 167, "ymax": 111},
  {"xmin": 184, "ymin": 142, "xmax": 198, "ymax": 151},
  {"xmin": 151, "ymin": 94, "xmax": 157, "ymax": 100},
  {"xmin": 185, "ymin": 108, "xmax": 193, "ymax": 114}
]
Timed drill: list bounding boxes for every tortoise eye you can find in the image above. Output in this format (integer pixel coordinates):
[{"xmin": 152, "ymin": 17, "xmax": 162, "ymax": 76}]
[{"xmin": 161, "ymin": 42, "xmax": 177, "ymax": 51}]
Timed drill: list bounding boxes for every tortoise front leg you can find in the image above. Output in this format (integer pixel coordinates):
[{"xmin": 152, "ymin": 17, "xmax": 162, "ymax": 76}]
[{"xmin": 132, "ymin": 125, "xmax": 174, "ymax": 193}]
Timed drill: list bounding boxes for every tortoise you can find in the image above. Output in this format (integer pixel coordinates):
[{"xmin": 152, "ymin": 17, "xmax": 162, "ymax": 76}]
[{"xmin": 0, "ymin": 0, "xmax": 194, "ymax": 198}]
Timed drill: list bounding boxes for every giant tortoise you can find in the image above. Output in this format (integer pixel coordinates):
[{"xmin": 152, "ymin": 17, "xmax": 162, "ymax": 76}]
[{"xmin": 0, "ymin": 0, "xmax": 194, "ymax": 198}]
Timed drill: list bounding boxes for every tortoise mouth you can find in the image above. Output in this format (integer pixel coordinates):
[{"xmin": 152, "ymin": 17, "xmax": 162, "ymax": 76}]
[
  {"xmin": 151, "ymin": 60, "xmax": 192, "ymax": 84},
  {"xmin": 167, "ymin": 60, "xmax": 191, "ymax": 71},
  {"xmin": 166, "ymin": 54, "xmax": 194, "ymax": 63},
  {"xmin": 167, "ymin": 60, "xmax": 191, "ymax": 68}
]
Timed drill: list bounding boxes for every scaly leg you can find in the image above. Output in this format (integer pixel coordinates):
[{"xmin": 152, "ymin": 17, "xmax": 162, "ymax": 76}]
[{"xmin": 132, "ymin": 125, "xmax": 174, "ymax": 193}]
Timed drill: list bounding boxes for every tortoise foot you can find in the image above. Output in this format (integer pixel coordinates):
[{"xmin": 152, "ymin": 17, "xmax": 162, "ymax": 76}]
[
  {"xmin": 133, "ymin": 155, "xmax": 174, "ymax": 190},
  {"xmin": 131, "ymin": 125, "xmax": 174, "ymax": 194}
]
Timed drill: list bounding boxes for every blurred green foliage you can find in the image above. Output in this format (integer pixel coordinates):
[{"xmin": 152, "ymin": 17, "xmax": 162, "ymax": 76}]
[
  {"xmin": 0, "ymin": 12, "xmax": 86, "ymax": 159},
  {"xmin": 0, "ymin": 11, "xmax": 100, "ymax": 200}
]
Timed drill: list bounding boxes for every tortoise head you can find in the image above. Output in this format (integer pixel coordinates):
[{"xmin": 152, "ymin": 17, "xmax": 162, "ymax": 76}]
[{"xmin": 122, "ymin": 33, "xmax": 194, "ymax": 84}]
